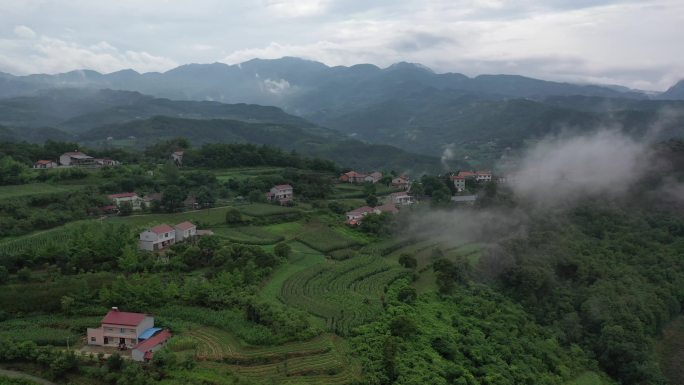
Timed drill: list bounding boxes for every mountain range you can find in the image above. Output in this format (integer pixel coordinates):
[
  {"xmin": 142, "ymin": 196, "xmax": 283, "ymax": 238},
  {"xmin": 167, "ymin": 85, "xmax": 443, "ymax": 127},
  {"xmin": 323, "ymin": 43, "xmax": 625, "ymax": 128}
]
[{"xmin": 0, "ymin": 57, "xmax": 683, "ymax": 170}]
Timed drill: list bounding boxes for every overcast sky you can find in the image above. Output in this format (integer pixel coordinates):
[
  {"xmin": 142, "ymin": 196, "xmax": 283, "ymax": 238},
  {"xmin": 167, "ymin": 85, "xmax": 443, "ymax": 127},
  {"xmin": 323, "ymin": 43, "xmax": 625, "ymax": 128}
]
[{"xmin": 1, "ymin": 0, "xmax": 682, "ymax": 91}]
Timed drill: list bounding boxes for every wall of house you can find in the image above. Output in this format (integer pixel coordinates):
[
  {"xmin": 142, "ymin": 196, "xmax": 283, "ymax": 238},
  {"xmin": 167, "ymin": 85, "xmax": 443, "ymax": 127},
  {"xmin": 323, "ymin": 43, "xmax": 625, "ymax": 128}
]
[
  {"xmin": 132, "ymin": 338, "xmax": 169, "ymax": 362},
  {"xmin": 87, "ymin": 327, "xmax": 104, "ymax": 345},
  {"xmin": 101, "ymin": 323, "xmax": 139, "ymax": 348}
]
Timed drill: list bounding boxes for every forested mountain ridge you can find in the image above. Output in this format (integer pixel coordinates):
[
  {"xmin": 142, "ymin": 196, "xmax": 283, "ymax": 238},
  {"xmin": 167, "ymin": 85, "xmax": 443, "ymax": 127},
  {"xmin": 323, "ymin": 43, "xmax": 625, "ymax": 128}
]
[{"xmin": 0, "ymin": 88, "xmax": 312, "ymax": 131}]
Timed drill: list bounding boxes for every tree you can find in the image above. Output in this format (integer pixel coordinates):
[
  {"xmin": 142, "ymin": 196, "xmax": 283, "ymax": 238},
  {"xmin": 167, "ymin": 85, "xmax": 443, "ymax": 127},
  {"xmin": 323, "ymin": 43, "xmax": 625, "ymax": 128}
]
[
  {"xmin": 274, "ymin": 242, "xmax": 291, "ymax": 259},
  {"xmin": 248, "ymin": 189, "xmax": 266, "ymax": 203},
  {"xmin": 195, "ymin": 186, "xmax": 215, "ymax": 208},
  {"xmin": 397, "ymin": 286, "xmax": 417, "ymax": 304},
  {"xmin": 0, "ymin": 266, "xmax": 8, "ymax": 284},
  {"xmin": 389, "ymin": 314, "xmax": 418, "ymax": 338},
  {"xmin": 398, "ymin": 253, "xmax": 417, "ymax": 269},
  {"xmin": 225, "ymin": 208, "xmax": 242, "ymax": 225},
  {"xmin": 118, "ymin": 201, "xmax": 133, "ymax": 216},
  {"xmin": 161, "ymin": 185, "xmax": 186, "ymax": 212},
  {"xmin": 0, "ymin": 157, "xmax": 29, "ymax": 186},
  {"xmin": 17, "ymin": 267, "xmax": 31, "ymax": 282},
  {"xmin": 162, "ymin": 159, "xmax": 180, "ymax": 184},
  {"xmin": 366, "ymin": 194, "xmax": 378, "ymax": 207},
  {"xmin": 60, "ymin": 295, "xmax": 76, "ymax": 315},
  {"xmin": 431, "ymin": 188, "xmax": 452, "ymax": 207}
]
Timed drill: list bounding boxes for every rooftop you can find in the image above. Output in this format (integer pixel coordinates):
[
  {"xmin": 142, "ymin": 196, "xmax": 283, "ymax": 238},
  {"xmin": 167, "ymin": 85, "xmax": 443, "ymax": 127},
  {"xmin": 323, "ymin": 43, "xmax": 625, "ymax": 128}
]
[
  {"xmin": 175, "ymin": 221, "xmax": 195, "ymax": 231},
  {"xmin": 108, "ymin": 192, "xmax": 138, "ymax": 199},
  {"xmin": 273, "ymin": 184, "xmax": 293, "ymax": 190},
  {"xmin": 102, "ymin": 310, "xmax": 147, "ymax": 326},
  {"xmin": 149, "ymin": 224, "xmax": 174, "ymax": 234},
  {"xmin": 133, "ymin": 329, "xmax": 172, "ymax": 353}
]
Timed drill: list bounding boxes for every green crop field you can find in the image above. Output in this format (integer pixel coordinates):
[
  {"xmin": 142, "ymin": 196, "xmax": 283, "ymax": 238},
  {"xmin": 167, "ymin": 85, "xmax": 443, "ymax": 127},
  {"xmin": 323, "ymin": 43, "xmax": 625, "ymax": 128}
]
[
  {"xmin": 259, "ymin": 241, "xmax": 326, "ymax": 303},
  {"xmin": 211, "ymin": 167, "xmax": 286, "ymax": 182},
  {"xmin": 237, "ymin": 203, "xmax": 300, "ymax": 218},
  {"xmin": 212, "ymin": 226, "xmax": 284, "ymax": 245},
  {"xmin": 295, "ymin": 223, "xmax": 364, "ymax": 253},
  {"xmin": 180, "ymin": 327, "xmax": 359, "ymax": 385},
  {"xmin": 0, "ymin": 183, "xmax": 84, "ymax": 200},
  {"xmin": 279, "ymin": 256, "xmax": 409, "ymax": 335},
  {"xmin": 106, "ymin": 206, "xmax": 235, "ymax": 228}
]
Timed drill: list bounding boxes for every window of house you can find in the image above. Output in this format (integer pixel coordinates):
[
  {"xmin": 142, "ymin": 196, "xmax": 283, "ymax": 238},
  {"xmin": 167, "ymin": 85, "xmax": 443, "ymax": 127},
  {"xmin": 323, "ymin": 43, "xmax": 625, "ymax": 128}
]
[
  {"xmin": 91, "ymin": 337, "xmax": 96, "ymax": 342},
  {"xmin": 120, "ymin": 328, "xmax": 125, "ymax": 333}
]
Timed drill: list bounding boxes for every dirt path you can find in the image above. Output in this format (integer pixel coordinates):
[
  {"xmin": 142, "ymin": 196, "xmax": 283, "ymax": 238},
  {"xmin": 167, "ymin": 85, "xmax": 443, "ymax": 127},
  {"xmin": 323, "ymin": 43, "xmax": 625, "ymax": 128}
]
[{"xmin": 0, "ymin": 368, "xmax": 57, "ymax": 385}]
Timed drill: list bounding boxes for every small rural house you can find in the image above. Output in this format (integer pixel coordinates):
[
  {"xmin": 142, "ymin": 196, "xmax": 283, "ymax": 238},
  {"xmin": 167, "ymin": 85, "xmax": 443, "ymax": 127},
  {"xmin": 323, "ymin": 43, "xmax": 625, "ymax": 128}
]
[
  {"xmin": 143, "ymin": 192, "xmax": 163, "ymax": 205},
  {"xmin": 450, "ymin": 175, "xmax": 466, "ymax": 192},
  {"xmin": 138, "ymin": 221, "xmax": 199, "ymax": 251},
  {"xmin": 174, "ymin": 221, "xmax": 197, "ymax": 242},
  {"xmin": 108, "ymin": 192, "xmax": 145, "ymax": 211},
  {"xmin": 139, "ymin": 224, "xmax": 176, "ymax": 251},
  {"xmin": 132, "ymin": 329, "xmax": 172, "ymax": 362},
  {"xmin": 374, "ymin": 203, "xmax": 399, "ymax": 214},
  {"xmin": 33, "ymin": 160, "xmax": 58, "ymax": 169},
  {"xmin": 340, "ymin": 171, "xmax": 382, "ymax": 184},
  {"xmin": 171, "ymin": 151, "xmax": 184, "ymax": 167},
  {"xmin": 364, "ymin": 172, "xmax": 383, "ymax": 184},
  {"xmin": 87, "ymin": 307, "xmax": 172, "ymax": 362},
  {"xmin": 59, "ymin": 151, "xmax": 95, "ymax": 167},
  {"xmin": 475, "ymin": 170, "xmax": 492, "ymax": 182},
  {"xmin": 95, "ymin": 158, "xmax": 120, "ymax": 167},
  {"xmin": 456, "ymin": 170, "xmax": 492, "ymax": 182},
  {"xmin": 266, "ymin": 184, "xmax": 293, "ymax": 204},
  {"xmin": 391, "ymin": 176, "xmax": 410, "ymax": 190},
  {"xmin": 345, "ymin": 206, "xmax": 375, "ymax": 225},
  {"xmin": 389, "ymin": 192, "xmax": 415, "ymax": 206},
  {"xmin": 87, "ymin": 307, "xmax": 154, "ymax": 349},
  {"xmin": 345, "ymin": 203, "xmax": 398, "ymax": 225}
]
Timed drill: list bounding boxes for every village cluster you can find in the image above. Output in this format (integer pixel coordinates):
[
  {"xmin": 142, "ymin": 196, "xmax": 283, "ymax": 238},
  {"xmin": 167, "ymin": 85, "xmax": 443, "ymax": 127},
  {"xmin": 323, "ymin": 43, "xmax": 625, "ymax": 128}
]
[{"xmin": 33, "ymin": 150, "xmax": 120, "ymax": 169}]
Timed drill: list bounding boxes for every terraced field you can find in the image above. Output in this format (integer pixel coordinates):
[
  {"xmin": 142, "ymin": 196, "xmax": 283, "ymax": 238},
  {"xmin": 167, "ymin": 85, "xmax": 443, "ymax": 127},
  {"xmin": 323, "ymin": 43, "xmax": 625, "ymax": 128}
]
[
  {"xmin": 212, "ymin": 226, "xmax": 285, "ymax": 245},
  {"xmin": 279, "ymin": 256, "xmax": 409, "ymax": 335},
  {"xmin": 295, "ymin": 224, "xmax": 364, "ymax": 253},
  {"xmin": 183, "ymin": 327, "xmax": 358, "ymax": 384}
]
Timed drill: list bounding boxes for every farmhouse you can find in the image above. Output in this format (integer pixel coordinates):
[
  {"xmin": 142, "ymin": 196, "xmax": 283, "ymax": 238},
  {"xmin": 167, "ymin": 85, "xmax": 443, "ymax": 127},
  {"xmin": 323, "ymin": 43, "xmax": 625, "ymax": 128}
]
[
  {"xmin": 59, "ymin": 151, "xmax": 96, "ymax": 167},
  {"xmin": 455, "ymin": 170, "xmax": 492, "ymax": 182},
  {"xmin": 266, "ymin": 184, "xmax": 293, "ymax": 205},
  {"xmin": 87, "ymin": 307, "xmax": 154, "ymax": 350},
  {"xmin": 108, "ymin": 192, "xmax": 145, "ymax": 211},
  {"xmin": 389, "ymin": 192, "xmax": 415, "ymax": 206},
  {"xmin": 475, "ymin": 170, "xmax": 492, "ymax": 182},
  {"xmin": 138, "ymin": 221, "xmax": 200, "ymax": 251},
  {"xmin": 95, "ymin": 158, "xmax": 120, "ymax": 167},
  {"xmin": 171, "ymin": 151, "xmax": 184, "ymax": 166},
  {"xmin": 391, "ymin": 175, "xmax": 410, "ymax": 190},
  {"xmin": 174, "ymin": 221, "xmax": 197, "ymax": 242},
  {"xmin": 87, "ymin": 307, "xmax": 172, "ymax": 362},
  {"xmin": 32, "ymin": 160, "xmax": 58, "ymax": 169},
  {"xmin": 345, "ymin": 206, "xmax": 375, "ymax": 225},
  {"xmin": 339, "ymin": 171, "xmax": 365, "ymax": 183},
  {"xmin": 374, "ymin": 203, "xmax": 399, "ymax": 214},
  {"xmin": 450, "ymin": 175, "xmax": 466, "ymax": 192},
  {"xmin": 139, "ymin": 224, "xmax": 176, "ymax": 251},
  {"xmin": 364, "ymin": 172, "xmax": 383, "ymax": 184}
]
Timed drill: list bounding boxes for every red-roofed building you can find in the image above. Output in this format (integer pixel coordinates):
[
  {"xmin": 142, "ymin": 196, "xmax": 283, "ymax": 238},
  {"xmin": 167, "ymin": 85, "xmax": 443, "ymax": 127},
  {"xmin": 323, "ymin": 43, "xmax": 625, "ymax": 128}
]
[
  {"xmin": 174, "ymin": 221, "xmax": 196, "ymax": 242},
  {"xmin": 391, "ymin": 175, "xmax": 410, "ymax": 190},
  {"xmin": 33, "ymin": 160, "xmax": 58, "ymax": 169},
  {"xmin": 340, "ymin": 171, "xmax": 367, "ymax": 184},
  {"xmin": 389, "ymin": 192, "xmax": 415, "ymax": 206},
  {"xmin": 139, "ymin": 224, "xmax": 176, "ymax": 251},
  {"xmin": 345, "ymin": 206, "xmax": 375, "ymax": 224},
  {"xmin": 132, "ymin": 329, "xmax": 172, "ymax": 362},
  {"xmin": 108, "ymin": 192, "xmax": 145, "ymax": 211},
  {"xmin": 87, "ymin": 307, "xmax": 154, "ymax": 349}
]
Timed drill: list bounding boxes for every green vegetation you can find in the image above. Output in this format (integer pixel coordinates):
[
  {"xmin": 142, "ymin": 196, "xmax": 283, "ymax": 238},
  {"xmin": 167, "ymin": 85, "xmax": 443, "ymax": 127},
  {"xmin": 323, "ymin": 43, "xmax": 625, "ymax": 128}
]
[{"xmin": 280, "ymin": 256, "xmax": 409, "ymax": 335}]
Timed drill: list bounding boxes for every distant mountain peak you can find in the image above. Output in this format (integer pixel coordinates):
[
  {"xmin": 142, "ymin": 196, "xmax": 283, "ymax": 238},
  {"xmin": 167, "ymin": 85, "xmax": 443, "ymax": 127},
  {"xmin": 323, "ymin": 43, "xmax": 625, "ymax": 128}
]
[
  {"xmin": 660, "ymin": 79, "xmax": 684, "ymax": 100},
  {"xmin": 386, "ymin": 62, "xmax": 434, "ymax": 73}
]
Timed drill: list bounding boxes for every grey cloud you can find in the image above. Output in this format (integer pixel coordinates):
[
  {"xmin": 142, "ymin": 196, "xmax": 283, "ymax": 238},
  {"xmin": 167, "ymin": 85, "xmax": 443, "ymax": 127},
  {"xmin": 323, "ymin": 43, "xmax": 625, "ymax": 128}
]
[{"xmin": 505, "ymin": 129, "xmax": 653, "ymax": 208}]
